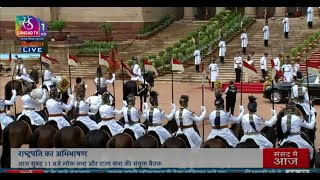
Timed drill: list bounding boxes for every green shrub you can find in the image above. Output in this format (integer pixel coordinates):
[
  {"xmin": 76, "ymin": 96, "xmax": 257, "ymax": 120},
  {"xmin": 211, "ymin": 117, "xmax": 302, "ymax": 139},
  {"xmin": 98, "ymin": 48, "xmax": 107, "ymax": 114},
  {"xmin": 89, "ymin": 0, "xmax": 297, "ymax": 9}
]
[
  {"xmin": 308, "ymin": 35, "xmax": 315, "ymax": 43},
  {"xmin": 166, "ymin": 46, "xmax": 173, "ymax": 53},
  {"xmin": 172, "ymin": 54, "xmax": 177, "ymax": 59},
  {"xmin": 290, "ymin": 48, "xmax": 297, "ymax": 57},
  {"xmin": 49, "ymin": 20, "xmax": 65, "ymax": 31},
  {"xmin": 179, "ymin": 38, "xmax": 188, "ymax": 44},
  {"xmin": 99, "ymin": 22, "xmax": 112, "ymax": 37},
  {"xmin": 173, "ymin": 42, "xmax": 181, "ymax": 48},
  {"xmin": 158, "ymin": 51, "xmax": 165, "ymax": 57},
  {"xmin": 296, "ymin": 45, "xmax": 303, "ymax": 53},
  {"xmin": 177, "ymin": 53, "xmax": 184, "ymax": 60}
]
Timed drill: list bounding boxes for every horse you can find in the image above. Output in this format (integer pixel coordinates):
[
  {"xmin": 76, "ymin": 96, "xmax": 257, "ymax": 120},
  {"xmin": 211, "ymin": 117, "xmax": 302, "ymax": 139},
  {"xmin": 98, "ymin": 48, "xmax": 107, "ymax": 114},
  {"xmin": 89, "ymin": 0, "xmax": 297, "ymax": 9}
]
[
  {"xmin": 29, "ymin": 123, "xmax": 58, "ymax": 148},
  {"xmin": 315, "ymin": 149, "xmax": 320, "ymax": 168},
  {"xmin": 54, "ymin": 126, "xmax": 85, "ymax": 148},
  {"xmin": 82, "ymin": 129, "xmax": 112, "ymax": 148},
  {"xmin": 0, "ymin": 115, "xmax": 35, "ymax": 168},
  {"xmin": 201, "ymin": 136, "xmax": 232, "ymax": 148},
  {"xmin": 123, "ymin": 71, "xmax": 155, "ymax": 111},
  {"xmin": 161, "ymin": 136, "xmax": 188, "ymax": 148},
  {"xmin": 5, "ymin": 68, "xmax": 40, "ymax": 111}
]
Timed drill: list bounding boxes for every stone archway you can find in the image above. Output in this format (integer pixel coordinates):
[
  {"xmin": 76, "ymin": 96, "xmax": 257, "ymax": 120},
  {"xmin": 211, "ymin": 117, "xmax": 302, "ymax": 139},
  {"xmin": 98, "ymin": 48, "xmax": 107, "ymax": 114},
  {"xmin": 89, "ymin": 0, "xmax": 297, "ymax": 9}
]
[{"xmin": 256, "ymin": 7, "xmax": 275, "ymax": 18}]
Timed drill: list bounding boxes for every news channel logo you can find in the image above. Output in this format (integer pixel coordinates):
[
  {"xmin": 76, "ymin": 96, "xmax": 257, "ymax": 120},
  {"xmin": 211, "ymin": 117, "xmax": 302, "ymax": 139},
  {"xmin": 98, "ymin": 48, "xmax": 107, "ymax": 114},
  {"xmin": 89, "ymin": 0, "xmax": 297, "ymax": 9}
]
[{"xmin": 15, "ymin": 15, "xmax": 48, "ymax": 53}]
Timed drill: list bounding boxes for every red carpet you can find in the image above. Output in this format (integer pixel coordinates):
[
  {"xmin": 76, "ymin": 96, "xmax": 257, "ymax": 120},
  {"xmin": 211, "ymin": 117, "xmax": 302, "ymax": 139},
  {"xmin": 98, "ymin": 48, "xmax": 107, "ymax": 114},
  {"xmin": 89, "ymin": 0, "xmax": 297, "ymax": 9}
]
[{"xmin": 221, "ymin": 82, "xmax": 263, "ymax": 94}]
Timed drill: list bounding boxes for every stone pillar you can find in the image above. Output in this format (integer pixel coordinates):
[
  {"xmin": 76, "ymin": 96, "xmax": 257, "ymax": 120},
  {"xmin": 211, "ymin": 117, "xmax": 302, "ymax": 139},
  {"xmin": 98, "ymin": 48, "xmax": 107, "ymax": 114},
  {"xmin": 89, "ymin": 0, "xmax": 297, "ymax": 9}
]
[
  {"xmin": 216, "ymin": 7, "xmax": 226, "ymax": 15},
  {"xmin": 183, "ymin": 7, "xmax": 195, "ymax": 20},
  {"xmin": 274, "ymin": 7, "xmax": 286, "ymax": 17},
  {"xmin": 313, "ymin": 7, "xmax": 320, "ymax": 16},
  {"xmin": 244, "ymin": 7, "xmax": 256, "ymax": 17},
  {"xmin": 50, "ymin": 7, "xmax": 59, "ymax": 21}
]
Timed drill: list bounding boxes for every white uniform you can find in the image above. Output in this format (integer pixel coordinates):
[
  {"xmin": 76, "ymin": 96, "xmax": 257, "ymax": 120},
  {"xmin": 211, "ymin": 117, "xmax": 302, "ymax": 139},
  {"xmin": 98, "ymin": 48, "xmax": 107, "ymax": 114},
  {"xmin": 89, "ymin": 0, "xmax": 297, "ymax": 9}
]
[
  {"xmin": 94, "ymin": 73, "xmax": 115, "ymax": 89},
  {"xmin": 120, "ymin": 106, "xmax": 145, "ymax": 139},
  {"xmin": 282, "ymin": 64, "xmax": 293, "ymax": 82},
  {"xmin": 307, "ymin": 7, "xmax": 313, "ymax": 22},
  {"xmin": 283, "ymin": 17, "xmax": 289, "ymax": 32},
  {"xmin": 241, "ymin": 33, "xmax": 248, "ymax": 48},
  {"xmin": 46, "ymin": 96, "xmax": 75, "ymax": 129},
  {"xmin": 260, "ymin": 56, "xmax": 267, "ymax": 71},
  {"xmin": 207, "ymin": 109, "xmax": 244, "ymax": 147},
  {"xmin": 98, "ymin": 104, "xmax": 124, "ymax": 136},
  {"xmin": 86, "ymin": 95, "xmax": 103, "ymax": 115},
  {"xmin": 234, "ymin": 56, "xmax": 243, "ymax": 69},
  {"xmin": 291, "ymin": 84, "xmax": 310, "ymax": 114},
  {"xmin": 76, "ymin": 100, "xmax": 99, "ymax": 131},
  {"xmin": 174, "ymin": 107, "xmax": 206, "ymax": 148},
  {"xmin": 17, "ymin": 93, "xmax": 47, "ymax": 125},
  {"xmin": 263, "ymin": 25, "xmax": 269, "ymax": 40},
  {"xmin": 237, "ymin": 113, "xmax": 277, "ymax": 148},
  {"xmin": 193, "ymin": 49, "xmax": 201, "ymax": 65},
  {"xmin": 280, "ymin": 109, "xmax": 316, "ymax": 159},
  {"xmin": 208, "ymin": 63, "xmax": 219, "ymax": 82},
  {"xmin": 0, "ymin": 90, "xmax": 17, "ymax": 129},
  {"xmin": 15, "ymin": 64, "xmax": 34, "ymax": 83},
  {"xmin": 43, "ymin": 69, "xmax": 55, "ymax": 91},
  {"xmin": 293, "ymin": 63, "xmax": 300, "ymax": 78},
  {"xmin": 273, "ymin": 58, "xmax": 281, "ymax": 71},
  {"xmin": 218, "ymin": 41, "xmax": 226, "ymax": 57},
  {"xmin": 131, "ymin": 64, "xmax": 146, "ymax": 84},
  {"xmin": 142, "ymin": 104, "xmax": 176, "ymax": 144}
]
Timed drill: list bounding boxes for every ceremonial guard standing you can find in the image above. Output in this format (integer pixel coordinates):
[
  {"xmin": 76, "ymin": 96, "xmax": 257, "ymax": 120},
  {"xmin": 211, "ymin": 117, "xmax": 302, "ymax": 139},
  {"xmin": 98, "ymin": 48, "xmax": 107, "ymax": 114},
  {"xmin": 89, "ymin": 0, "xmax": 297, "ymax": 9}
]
[
  {"xmin": 234, "ymin": 52, "xmax": 243, "ymax": 82},
  {"xmin": 46, "ymin": 86, "xmax": 75, "ymax": 129},
  {"xmin": 208, "ymin": 58, "xmax": 219, "ymax": 90},
  {"xmin": 142, "ymin": 91, "xmax": 176, "ymax": 144},
  {"xmin": 193, "ymin": 47, "xmax": 201, "ymax": 72},
  {"xmin": 273, "ymin": 54, "xmax": 281, "ymax": 82},
  {"xmin": 207, "ymin": 93, "xmax": 244, "ymax": 147},
  {"xmin": 235, "ymin": 96, "xmax": 277, "ymax": 148},
  {"xmin": 263, "ymin": 22, "xmax": 269, "ymax": 47},
  {"xmin": 282, "ymin": 59, "xmax": 293, "ymax": 82},
  {"xmin": 293, "ymin": 59, "xmax": 300, "ymax": 81},
  {"xmin": 218, "ymin": 36, "xmax": 226, "ymax": 63},
  {"xmin": 307, "ymin": 7, "xmax": 314, "ymax": 29},
  {"xmin": 283, "ymin": 13, "xmax": 289, "ymax": 39},
  {"xmin": 174, "ymin": 95, "xmax": 206, "ymax": 148},
  {"xmin": 244, "ymin": 54, "xmax": 254, "ymax": 83},
  {"xmin": 240, "ymin": 29, "xmax": 248, "ymax": 55},
  {"xmin": 260, "ymin": 53, "xmax": 268, "ymax": 81},
  {"xmin": 0, "ymin": 90, "xmax": 16, "ymax": 129},
  {"xmin": 97, "ymin": 92, "xmax": 125, "ymax": 136}
]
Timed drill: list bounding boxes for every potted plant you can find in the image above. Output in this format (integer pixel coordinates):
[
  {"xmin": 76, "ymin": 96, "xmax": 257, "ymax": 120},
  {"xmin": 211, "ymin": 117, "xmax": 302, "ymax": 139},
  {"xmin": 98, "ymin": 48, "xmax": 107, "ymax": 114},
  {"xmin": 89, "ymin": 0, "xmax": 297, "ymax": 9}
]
[
  {"xmin": 48, "ymin": 20, "xmax": 68, "ymax": 41},
  {"xmin": 99, "ymin": 22, "xmax": 113, "ymax": 42}
]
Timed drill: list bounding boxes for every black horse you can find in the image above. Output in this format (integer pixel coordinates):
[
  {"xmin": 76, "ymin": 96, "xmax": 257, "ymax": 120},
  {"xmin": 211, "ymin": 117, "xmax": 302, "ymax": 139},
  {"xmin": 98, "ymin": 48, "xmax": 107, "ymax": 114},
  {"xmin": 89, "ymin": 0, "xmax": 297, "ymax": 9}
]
[
  {"xmin": 5, "ymin": 68, "xmax": 39, "ymax": 111},
  {"xmin": 123, "ymin": 71, "xmax": 155, "ymax": 111}
]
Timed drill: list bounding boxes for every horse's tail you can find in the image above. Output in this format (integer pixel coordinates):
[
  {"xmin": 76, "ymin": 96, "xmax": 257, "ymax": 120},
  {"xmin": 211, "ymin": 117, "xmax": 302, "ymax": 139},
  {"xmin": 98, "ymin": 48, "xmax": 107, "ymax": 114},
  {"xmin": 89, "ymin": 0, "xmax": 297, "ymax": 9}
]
[
  {"xmin": 1, "ymin": 125, "xmax": 11, "ymax": 168},
  {"xmin": 29, "ymin": 129, "xmax": 40, "ymax": 148}
]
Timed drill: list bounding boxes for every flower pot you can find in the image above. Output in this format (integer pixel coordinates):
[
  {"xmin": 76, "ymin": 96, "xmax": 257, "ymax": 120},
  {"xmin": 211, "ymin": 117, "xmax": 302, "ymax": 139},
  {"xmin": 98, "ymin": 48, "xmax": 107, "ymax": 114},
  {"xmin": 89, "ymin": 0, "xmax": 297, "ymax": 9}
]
[{"xmin": 48, "ymin": 31, "xmax": 69, "ymax": 41}]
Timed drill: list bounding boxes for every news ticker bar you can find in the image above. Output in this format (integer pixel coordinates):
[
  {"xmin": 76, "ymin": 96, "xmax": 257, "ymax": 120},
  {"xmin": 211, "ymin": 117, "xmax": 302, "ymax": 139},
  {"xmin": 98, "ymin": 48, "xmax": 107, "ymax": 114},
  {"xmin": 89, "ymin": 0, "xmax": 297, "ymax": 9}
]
[
  {"xmin": 12, "ymin": 148, "xmax": 310, "ymax": 169},
  {"xmin": 0, "ymin": 168, "xmax": 318, "ymax": 173}
]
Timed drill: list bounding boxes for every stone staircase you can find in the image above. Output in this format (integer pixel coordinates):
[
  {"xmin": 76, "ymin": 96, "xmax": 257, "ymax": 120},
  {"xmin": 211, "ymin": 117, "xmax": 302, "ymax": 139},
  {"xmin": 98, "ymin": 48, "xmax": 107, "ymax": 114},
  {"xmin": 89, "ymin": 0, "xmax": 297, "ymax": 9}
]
[
  {"xmin": 118, "ymin": 21, "xmax": 206, "ymax": 61},
  {"xmin": 156, "ymin": 17, "xmax": 320, "ymax": 83}
]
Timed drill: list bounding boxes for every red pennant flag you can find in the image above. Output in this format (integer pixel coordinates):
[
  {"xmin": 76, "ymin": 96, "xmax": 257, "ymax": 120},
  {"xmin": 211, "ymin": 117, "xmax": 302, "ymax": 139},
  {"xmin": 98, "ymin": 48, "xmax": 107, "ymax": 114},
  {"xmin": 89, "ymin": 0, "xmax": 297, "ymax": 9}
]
[
  {"xmin": 41, "ymin": 53, "xmax": 59, "ymax": 65},
  {"xmin": 271, "ymin": 58, "xmax": 284, "ymax": 80},
  {"xmin": 108, "ymin": 49, "xmax": 121, "ymax": 73},
  {"xmin": 120, "ymin": 59, "xmax": 134, "ymax": 77},
  {"xmin": 243, "ymin": 60, "xmax": 257, "ymax": 75},
  {"xmin": 68, "ymin": 53, "xmax": 81, "ymax": 66},
  {"xmin": 307, "ymin": 60, "xmax": 320, "ymax": 76},
  {"xmin": 99, "ymin": 53, "xmax": 109, "ymax": 66},
  {"xmin": 144, "ymin": 59, "xmax": 158, "ymax": 76},
  {"xmin": 172, "ymin": 59, "xmax": 184, "ymax": 72}
]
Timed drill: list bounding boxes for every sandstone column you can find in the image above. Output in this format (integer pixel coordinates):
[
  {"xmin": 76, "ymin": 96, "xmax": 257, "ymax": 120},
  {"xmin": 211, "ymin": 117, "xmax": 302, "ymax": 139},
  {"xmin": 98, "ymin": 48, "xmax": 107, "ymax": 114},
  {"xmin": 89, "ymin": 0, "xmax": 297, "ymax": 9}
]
[
  {"xmin": 183, "ymin": 7, "xmax": 195, "ymax": 20},
  {"xmin": 244, "ymin": 7, "xmax": 256, "ymax": 17},
  {"xmin": 50, "ymin": 7, "xmax": 59, "ymax": 21},
  {"xmin": 274, "ymin": 7, "xmax": 286, "ymax": 17},
  {"xmin": 313, "ymin": 7, "xmax": 320, "ymax": 16},
  {"xmin": 216, "ymin": 7, "xmax": 226, "ymax": 15}
]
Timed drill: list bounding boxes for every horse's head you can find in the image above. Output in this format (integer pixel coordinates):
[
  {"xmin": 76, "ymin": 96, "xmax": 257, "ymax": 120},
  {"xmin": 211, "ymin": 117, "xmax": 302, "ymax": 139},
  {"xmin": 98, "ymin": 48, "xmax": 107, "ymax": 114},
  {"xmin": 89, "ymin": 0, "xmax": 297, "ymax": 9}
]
[
  {"xmin": 29, "ymin": 68, "xmax": 39, "ymax": 84},
  {"xmin": 143, "ymin": 71, "xmax": 155, "ymax": 87}
]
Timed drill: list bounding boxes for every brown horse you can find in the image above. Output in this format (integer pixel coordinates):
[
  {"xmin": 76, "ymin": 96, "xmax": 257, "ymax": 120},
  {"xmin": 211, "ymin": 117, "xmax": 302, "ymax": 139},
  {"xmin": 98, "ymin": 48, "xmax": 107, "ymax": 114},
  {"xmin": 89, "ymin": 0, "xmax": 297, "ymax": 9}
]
[
  {"xmin": 82, "ymin": 129, "xmax": 111, "ymax": 148},
  {"xmin": 133, "ymin": 132, "xmax": 160, "ymax": 148},
  {"xmin": 202, "ymin": 136, "xmax": 232, "ymax": 148},
  {"xmin": 0, "ymin": 115, "xmax": 33, "ymax": 168},
  {"xmin": 54, "ymin": 126, "xmax": 85, "ymax": 148},
  {"xmin": 29, "ymin": 123, "xmax": 58, "ymax": 148},
  {"xmin": 161, "ymin": 137, "xmax": 188, "ymax": 148},
  {"xmin": 107, "ymin": 133, "xmax": 134, "ymax": 148}
]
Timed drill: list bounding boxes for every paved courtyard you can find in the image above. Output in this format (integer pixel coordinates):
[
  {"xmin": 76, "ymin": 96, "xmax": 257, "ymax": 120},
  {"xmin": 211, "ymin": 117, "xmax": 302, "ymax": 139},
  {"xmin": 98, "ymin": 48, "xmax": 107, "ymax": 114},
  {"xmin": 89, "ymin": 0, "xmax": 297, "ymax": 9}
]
[{"xmin": 0, "ymin": 75, "xmax": 319, "ymax": 150}]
